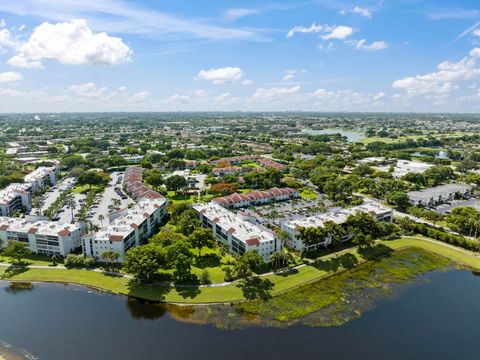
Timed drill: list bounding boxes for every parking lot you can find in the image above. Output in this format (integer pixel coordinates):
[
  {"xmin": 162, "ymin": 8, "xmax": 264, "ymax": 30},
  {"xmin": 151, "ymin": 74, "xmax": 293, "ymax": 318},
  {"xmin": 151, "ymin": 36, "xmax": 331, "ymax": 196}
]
[
  {"xmin": 88, "ymin": 172, "xmax": 134, "ymax": 228},
  {"xmin": 433, "ymin": 198, "xmax": 480, "ymax": 215},
  {"xmin": 40, "ymin": 177, "xmax": 76, "ymax": 213},
  {"xmin": 234, "ymin": 196, "xmax": 327, "ymax": 226}
]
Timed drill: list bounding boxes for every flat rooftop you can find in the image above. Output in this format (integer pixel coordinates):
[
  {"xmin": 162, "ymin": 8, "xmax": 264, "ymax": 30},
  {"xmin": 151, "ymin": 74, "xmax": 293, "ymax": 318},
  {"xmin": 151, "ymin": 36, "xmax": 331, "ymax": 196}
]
[
  {"xmin": 93, "ymin": 197, "xmax": 166, "ymax": 242},
  {"xmin": 193, "ymin": 203, "xmax": 276, "ymax": 245},
  {"xmin": 0, "ymin": 217, "xmax": 81, "ymax": 237},
  {"xmin": 282, "ymin": 201, "xmax": 392, "ymax": 230},
  {"xmin": 407, "ymin": 184, "xmax": 472, "ymax": 201}
]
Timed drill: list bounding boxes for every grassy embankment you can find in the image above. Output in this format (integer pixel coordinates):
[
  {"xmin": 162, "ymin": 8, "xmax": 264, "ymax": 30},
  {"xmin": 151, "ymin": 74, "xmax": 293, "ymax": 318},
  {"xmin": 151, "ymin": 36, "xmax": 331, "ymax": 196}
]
[{"xmin": 1, "ymin": 236, "xmax": 479, "ymax": 304}]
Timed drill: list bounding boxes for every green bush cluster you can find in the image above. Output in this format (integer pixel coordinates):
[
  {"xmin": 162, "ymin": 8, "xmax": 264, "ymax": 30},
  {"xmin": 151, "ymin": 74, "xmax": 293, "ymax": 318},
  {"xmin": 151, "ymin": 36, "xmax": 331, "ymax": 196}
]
[{"xmin": 398, "ymin": 218, "xmax": 480, "ymax": 252}]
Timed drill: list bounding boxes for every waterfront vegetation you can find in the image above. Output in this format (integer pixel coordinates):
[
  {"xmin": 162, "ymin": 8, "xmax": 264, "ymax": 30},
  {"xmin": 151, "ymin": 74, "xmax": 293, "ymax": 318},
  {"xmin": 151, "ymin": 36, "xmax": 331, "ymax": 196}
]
[{"xmin": 1, "ymin": 236, "xmax": 479, "ymax": 305}]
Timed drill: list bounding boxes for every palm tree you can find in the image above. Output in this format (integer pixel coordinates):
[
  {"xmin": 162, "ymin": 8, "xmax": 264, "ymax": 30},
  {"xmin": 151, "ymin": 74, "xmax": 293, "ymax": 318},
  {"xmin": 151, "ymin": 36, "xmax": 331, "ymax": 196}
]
[
  {"xmin": 112, "ymin": 198, "xmax": 121, "ymax": 208},
  {"xmin": 66, "ymin": 195, "xmax": 76, "ymax": 224},
  {"xmin": 98, "ymin": 214, "xmax": 105, "ymax": 228}
]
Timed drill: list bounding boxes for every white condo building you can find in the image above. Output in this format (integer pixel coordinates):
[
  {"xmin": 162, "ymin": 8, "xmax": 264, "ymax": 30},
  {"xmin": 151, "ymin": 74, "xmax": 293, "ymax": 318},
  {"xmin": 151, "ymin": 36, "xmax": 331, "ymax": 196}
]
[
  {"xmin": 24, "ymin": 166, "xmax": 57, "ymax": 191},
  {"xmin": 193, "ymin": 203, "xmax": 281, "ymax": 261},
  {"xmin": 0, "ymin": 167, "xmax": 57, "ymax": 216},
  {"xmin": 0, "ymin": 184, "xmax": 32, "ymax": 216},
  {"xmin": 82, "ymin": 198, "xmax": 167, "ymax": 261},
  {"xmin": 280, "ymin": 202, "xmax": 393, "ymax": 251},
  {"xmin": 0, "ymin": 217, "xmax": 82, "ymax": 256}
]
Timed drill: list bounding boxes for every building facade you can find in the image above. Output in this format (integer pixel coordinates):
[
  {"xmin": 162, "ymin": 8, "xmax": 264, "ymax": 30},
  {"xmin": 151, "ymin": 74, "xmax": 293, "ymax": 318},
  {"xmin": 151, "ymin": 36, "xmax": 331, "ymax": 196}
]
[
  {"xmin": 280, "ymin": 202, "xmax": 393, "ymax": 251},
  {"xmin": 193, "ymin": 203, "xmax": 281, "ymax": 261},
  {"xmin": 82, "ymin": 198, "xmax": 167, "ymax": 261},
  {"xmin": 407, "ymin": 184, "xmax": 472, "ymax": 207},
  {"xmin": 212, "ymin": 187, "xmax": 300, "ymax": 208},
  {"xmin": 0, "ymin": 217, "xmax": 82, "ymax": 256}
]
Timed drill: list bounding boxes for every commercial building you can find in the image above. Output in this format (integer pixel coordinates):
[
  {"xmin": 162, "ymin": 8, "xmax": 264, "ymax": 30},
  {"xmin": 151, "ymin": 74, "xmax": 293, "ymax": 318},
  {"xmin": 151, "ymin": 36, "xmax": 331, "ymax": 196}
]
[
  {"xmin": 280, "ymin": 202, "xmax": 393, "ymax": 251},
  {"xmin": 407, "ymin": 184, "xmax": 472, "ymax": 207},
  {"xmin": 82, "ymin": 198, "xmax": 167, "ymax": 261},
  {"xmin": 212, "ymin": 187, "xmax": 300, "ymax": 208},
  {"xmin": 0, "ymin": 217, "xmax": 82, "ymax": 256},
  {"xmin": 193, "ymin": 203, "xmax": 280, "ymax": 261}
]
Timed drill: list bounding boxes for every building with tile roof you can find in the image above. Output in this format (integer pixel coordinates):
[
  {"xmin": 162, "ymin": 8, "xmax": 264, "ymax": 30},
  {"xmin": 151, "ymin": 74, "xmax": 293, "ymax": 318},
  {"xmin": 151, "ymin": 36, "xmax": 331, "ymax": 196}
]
[
  {"xmin": 193, "ymin": 202, "xmax": 280, "ymax": 261},
  {"xmin": 0, "ymin": 217, "xmax": 82, "ymax": 256},
  {"xmin": 280, "ymin": 201, "xmax": 393, "ymax": 251}
]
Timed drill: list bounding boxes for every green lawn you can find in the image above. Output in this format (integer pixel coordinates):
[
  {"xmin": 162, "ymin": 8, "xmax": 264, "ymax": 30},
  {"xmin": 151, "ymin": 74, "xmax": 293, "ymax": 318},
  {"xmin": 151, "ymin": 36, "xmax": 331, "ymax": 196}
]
[
  {"xmin": 0, "ymin": 253, "xmax": 55, "ymax": 267},
  {"xmin": 1, "ymin": 236, "xmax": 480, "ymax": 304},
  {"xmin": 166, "ymin": 191, "xmax": 197, "ymax": 204},
  {"xmin": 300, "ymin": 188, "xmax": 318, "ymax": 200}
]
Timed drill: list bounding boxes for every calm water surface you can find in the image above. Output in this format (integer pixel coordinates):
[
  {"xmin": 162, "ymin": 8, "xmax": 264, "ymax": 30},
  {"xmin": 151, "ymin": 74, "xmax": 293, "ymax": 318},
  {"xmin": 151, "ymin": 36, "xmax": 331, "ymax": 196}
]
[
  {"xmin": 1, "ymin": 270, "xmax": 480, "ymax": 360},
  {"xmin": 301, "ymin": 129, "xmax": 365, "ymax": 142}
]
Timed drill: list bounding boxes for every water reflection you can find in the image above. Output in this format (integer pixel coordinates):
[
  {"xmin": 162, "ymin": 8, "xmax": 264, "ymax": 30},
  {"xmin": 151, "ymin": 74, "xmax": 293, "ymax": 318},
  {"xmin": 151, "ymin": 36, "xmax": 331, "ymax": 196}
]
[
  {"xmin": 126, "ymin": 298, "xmax": 167, "ymax": 320},
  {"xmin": 4, "ymin": 282, "xmax": 34, "ymax": 295}
]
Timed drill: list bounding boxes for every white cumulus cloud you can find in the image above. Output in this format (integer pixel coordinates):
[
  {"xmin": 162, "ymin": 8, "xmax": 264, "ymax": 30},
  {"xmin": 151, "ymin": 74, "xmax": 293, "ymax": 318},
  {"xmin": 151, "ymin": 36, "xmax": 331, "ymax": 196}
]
[
  {"xmin": 341, "ymin": 7, "xmax": 372, "ymax": 17},
  {"xmin": 0, "ymin": 71, "xmax": 22, "ymax": 83},
  {"xmin": 321, "ymin": 26, "xmax": 353, "ymax": 40},
  {"xmin": 347, "ymin": 39, "xmax": 388, "ymax": 51},
  {"xmin": 287, "ymin": 23, "xmax": 323, "ymax": 38},
  {"xmin": 253, "ymin": 85, "xmax": 300, "ymax": 99},
  {"xmin": 132, "ymin": 91, "xmax": 150, "ymax": 100},
  {"xmin": 69, "ymin": 82, "xmax": 107, "ymax": 98},
  {"xmin": 8, "ymin": 19, "xmax": 132, "ymax": 69},
  {"xmin": 196, "ymin": 66, "xmax": 244, "ymax": 84},
  {"xmin": 393, "ymin": 48, "xmax": 480, "ymax": 96}
]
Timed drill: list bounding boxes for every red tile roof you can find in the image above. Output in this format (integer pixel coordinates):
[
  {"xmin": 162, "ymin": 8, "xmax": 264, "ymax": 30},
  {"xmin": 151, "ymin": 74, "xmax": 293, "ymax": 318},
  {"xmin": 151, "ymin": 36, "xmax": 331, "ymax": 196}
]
[
  {"xmin": 109, "ymin": 234, "xmax": 124, "ymax": 242},
  {"xmin": 57, "ymin": 229, "xmax": 70, "ymax": 237},
  {"xmin": 27, "ymin": 227, "xmax": 38, "ymax": 234}
]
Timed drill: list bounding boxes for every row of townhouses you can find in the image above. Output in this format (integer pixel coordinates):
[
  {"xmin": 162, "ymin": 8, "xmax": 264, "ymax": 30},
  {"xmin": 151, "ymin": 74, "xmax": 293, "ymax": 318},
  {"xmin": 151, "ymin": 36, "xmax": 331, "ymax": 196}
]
[
  {"xmin": 280, "ymin": 202, "xmax": 393, "ymax": 251},
  {"xmin": 123, "ymin": 166, "xmax": 164, "ymax": 200},
  {"xmin": 212, "ymin": 187, "xmax": 300, "ymax": 208},
  {"xmin": 212, "ymin": 155, "xmax": 287, "ymax": 172}
]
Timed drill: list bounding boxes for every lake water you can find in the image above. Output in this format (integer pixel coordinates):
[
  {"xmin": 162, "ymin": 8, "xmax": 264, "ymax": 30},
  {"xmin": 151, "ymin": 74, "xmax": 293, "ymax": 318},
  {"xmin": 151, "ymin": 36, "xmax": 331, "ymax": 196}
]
[
  {"xmin": 301, "ymin": 129, "xmax": 365, "ymax": 142},
  {"xmin": 1, "ymin": 269, "xmax": 480, "ymax": 359}
]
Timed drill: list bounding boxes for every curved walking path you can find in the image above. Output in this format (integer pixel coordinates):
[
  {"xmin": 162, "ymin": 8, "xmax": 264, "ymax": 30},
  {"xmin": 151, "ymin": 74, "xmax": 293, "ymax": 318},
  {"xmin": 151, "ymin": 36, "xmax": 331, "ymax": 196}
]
[{"xmin": 1, "ymin": 236, "xmax": 479, "ymax": 289}]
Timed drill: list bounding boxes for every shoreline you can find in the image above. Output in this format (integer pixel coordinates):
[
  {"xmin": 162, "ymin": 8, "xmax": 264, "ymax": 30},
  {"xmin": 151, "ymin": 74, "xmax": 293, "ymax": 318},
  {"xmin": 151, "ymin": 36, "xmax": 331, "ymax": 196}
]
[{"xmin": 1, "ymin": 237, "xmax": 480, "ymax": 305}]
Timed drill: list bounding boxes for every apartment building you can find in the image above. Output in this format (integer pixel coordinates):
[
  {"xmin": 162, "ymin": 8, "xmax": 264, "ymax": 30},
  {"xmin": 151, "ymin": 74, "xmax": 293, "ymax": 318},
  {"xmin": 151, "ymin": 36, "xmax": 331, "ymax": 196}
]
[
  {"xmin": 193, "ymin": 203, "xmax": 280, "ymax": 261},
  {"xmin": 212, "ymin": 187, "xmax": 300, "ymax": 208},
  {"xmin": 0, "ymin": 217, "xmax": 82, "ymax": 256},
  {"xmin": 0, "ymin": 183, "xmax": 32, "ymax": 216},
  {"xmin": 82, "ymin": 198, "xmax": 167, "ymax": 261},
  {"xmin": 24, "ymin": 166, "xmax": 57, "ymax": 191},
  {"xmin": 407, "ymin": 184, "xmax": 472, "ymax": 207},
  {"xmin": 280, "ymin": 202, "xmax": 393, "ymax": 251},
  {"xmin": 0, "ymin": 167, "xmax": 57, "ymax": 216}
]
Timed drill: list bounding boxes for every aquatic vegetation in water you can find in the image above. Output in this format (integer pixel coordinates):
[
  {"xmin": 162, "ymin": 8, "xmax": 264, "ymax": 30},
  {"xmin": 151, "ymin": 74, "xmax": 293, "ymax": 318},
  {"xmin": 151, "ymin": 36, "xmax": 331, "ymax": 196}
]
[{"xmin": 168, "ymin": 247, "xmax": 452, "ymax": 329}]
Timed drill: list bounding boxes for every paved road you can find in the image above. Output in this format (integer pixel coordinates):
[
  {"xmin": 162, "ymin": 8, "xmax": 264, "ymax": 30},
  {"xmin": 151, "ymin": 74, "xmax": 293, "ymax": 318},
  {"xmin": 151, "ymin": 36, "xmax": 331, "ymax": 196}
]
[{"xmin": 89, "ymin": 172, "xmax": 134, "ymax": 228}]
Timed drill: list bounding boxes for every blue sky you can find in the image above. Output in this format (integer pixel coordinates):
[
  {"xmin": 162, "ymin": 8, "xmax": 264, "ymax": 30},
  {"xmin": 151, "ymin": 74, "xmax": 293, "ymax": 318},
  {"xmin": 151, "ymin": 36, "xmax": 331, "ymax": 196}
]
[{"xmin": 0, "ymin": 0, "xmax": 480, "ymax": 112}]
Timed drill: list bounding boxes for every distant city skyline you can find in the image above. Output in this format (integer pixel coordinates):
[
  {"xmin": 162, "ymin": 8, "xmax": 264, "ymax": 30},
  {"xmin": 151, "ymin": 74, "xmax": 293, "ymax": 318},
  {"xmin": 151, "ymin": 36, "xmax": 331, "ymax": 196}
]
[{"xmin": 1, "ymin": 0, "xmax": 480, "ymax": 112}]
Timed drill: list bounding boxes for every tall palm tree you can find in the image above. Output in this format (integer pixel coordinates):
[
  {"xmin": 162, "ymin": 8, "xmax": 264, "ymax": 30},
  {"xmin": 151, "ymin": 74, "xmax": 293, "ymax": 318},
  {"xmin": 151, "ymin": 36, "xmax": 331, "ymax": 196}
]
[
  {"xmin": 98, "ymin": 214, "xmax": 105, "ymax": 228},
  {"xmin": 66, "ymin": 195, "xmax": 76, "ymax": 224}
]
